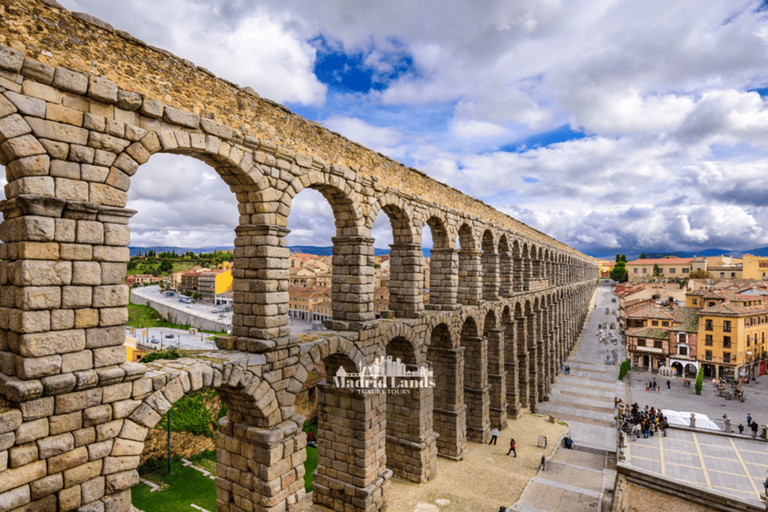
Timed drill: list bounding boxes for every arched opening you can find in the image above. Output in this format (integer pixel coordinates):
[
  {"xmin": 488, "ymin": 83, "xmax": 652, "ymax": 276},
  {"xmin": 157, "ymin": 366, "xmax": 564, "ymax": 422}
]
[
  {"xmin": 481, "ymin": 229, "xmax": 499, "ymax": 301},
  {"xmin": 369, "ymin": 199, "xmax": 422, "ymax": 319},
  {"xmin": 384, "ymin": 335, "xmax": 437, "ymax": 483},
  {"xmin": 422, "ymin": 215, "xmax": 457, "ymax": 310},
  {"xmin": 457, "ymin": 224, "xmax": 481, "ymax": 305},
  {"xmin": 285, "ymin": 188, "xmax": 335, "ymax": 327},
  {"xmin": 427, "ymin": 323, "xmax": 466, "ymax": 459},
  {"xmin": 283, "ymin": 174, "xmax": 368, "ymax": 330},
  {"xmin": 461, "ymin": 316, "xmax": 489, "ymax": 442},
  {"xmin": 484, "ymin": 310, "xmax": 506, "ymax": 431}
]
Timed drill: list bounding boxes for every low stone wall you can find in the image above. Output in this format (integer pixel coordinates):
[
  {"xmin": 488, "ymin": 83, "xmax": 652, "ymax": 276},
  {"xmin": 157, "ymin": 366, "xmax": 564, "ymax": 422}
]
[
  {"xmin": 130, "ymin": 288, "xmax": 229, "ymax": 333},
  {"xmin": 616, "ymin": 462, "xmax": 765, "ymax": 512}
]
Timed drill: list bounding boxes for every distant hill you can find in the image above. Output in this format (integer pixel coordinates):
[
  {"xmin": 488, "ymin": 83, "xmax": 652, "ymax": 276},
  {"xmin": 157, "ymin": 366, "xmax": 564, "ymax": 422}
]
[
  {"xmin": 130, "ymin": 245, "xmax": 433, "ymax": 258},
  {"xmin": 590, "ymin": 246, "xmax": 768, "ymax": 260}
]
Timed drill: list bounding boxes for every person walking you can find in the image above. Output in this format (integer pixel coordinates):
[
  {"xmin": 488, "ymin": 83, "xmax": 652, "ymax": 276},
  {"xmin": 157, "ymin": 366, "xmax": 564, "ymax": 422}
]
[
  {"xmin": 666, "ymin": 379, "xmax": 671, "ymax": 389},
  {"xmin": 507, "ymin": 438, "xmax": 517, "ymax": 457},
  {"xmin": 489, "ymin": 428, "xmax": 499, "ymax": 445},
  {"xmin": 739, "ymin": 423, "xmax": 745, "ymax": 434},
  {"xmin": 751, "ymin": 420, "xmax": 759, "ymax": 438},
  {"xmin": 748, "ymin": 413, "xmax": 753, "ymax": 425}
]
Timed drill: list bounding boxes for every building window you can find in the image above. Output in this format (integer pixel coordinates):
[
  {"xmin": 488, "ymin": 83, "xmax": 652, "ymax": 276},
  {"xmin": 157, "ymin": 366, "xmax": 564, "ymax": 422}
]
[
  {"xmin": 723, "ymin": 320, "xmax": 731, "ymax": 332},
  {"xmin": 682, "ymin": 268, "xmax": 689, "ymax": 273},
  {"xmin": 693, "ymin": 299, "xmax": 698, "ymax": 305},
  {"xmin": 651, "ymin": 320, "xmax": 659, "ymax": 326},
  {"xmin": 678, "ymin": 346, "xmax": 688, "ymax": 356},
  {"xmin": 662, "ymin": 321, "xmax": 669, "ymax": 327},
  {"xmin": 654, "ymin": 340, "xmax": 663, "ymax": 349},
  {"xmin": 723, "ymin": 336, "xmax": 731, "ymax": 349},
  {"xmin": 669, "ymin": 268, "xmax": 676, "ymax": 274},
  {"xmin": 633, "ymin": 268, "xmax": 638, "ymax": 274},
  {"xmin": 708, "ymin": 302, "xmax": 716, "ymax": 307},
  {"xmin": 642, "ymin": 268, "xmax": 647, "ymax": 274},
  {"xmin": 705, "ymin": 319, "xmax": 713, "ymax": 331},
  {"xmin": 705, "ymin": 334, "xmax": 713, "ymax": 346},
  {"xmin": 731, "ymin": 273, "xmax": 736, "ymax": 278},
  {"xmin": 720, "ymin": 272, "xmax": 725, "ymax": 278},
  {"xmin": 723, "ymin": 352, "xmax": 731, "ymax": 363},
  {"xmin": 705, "ymin": 350, "xmax": 713, "ymax": 361}
]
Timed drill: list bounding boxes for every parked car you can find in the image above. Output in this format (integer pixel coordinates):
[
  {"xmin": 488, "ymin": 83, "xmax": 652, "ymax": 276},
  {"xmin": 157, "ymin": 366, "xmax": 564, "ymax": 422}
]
[{"xmin": 165, "ymin": 334, "xmax": 174, "ymax": 338}]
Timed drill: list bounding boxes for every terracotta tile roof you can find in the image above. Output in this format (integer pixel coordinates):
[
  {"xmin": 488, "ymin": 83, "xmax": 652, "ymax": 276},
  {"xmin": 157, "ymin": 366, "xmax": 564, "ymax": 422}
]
[
  {"xmin": 626, "ymin": 327, "xmax": 669, "ymax": 339},
  {"xmin": 670, "ymin": 307, "xmax": 699, "ymax": 332}
]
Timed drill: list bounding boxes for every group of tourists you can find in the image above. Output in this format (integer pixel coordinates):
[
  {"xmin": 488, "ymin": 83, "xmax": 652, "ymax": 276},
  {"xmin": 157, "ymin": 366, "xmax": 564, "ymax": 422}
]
[{"xmin": 616, "ymin": 399, "xmax": 669, "ymax": 439}]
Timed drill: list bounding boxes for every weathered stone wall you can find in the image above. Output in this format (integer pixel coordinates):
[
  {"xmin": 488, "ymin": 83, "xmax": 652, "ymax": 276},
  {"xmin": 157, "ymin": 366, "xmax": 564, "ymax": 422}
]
[{"xmin": 0, "ymin": 2, "xmax": 601, "ymax": 511}]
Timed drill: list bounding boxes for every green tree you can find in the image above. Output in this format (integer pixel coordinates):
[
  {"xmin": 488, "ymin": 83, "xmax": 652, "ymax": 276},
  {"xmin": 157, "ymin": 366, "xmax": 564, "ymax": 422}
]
[
  {"xmin": 639, "ymin": 252, "xmax": 647, "ymax": 259},
  {"xmin": 192, "ymin": 292, "xmax": 201, "ymax": 301},
  {"xmin": 621, "ymin": 254, "xmax": 627, "ymax": 262},
  {"xmin": 694, "ymin": 367, "xmax": 704, "ymax": 395},
  {"xmin": 610, "ymin": 261, "xmax": 628, "ymax": 282},
  {"xmin": 159, "ymin": 259, "xmax": 173, "ymax": 273},
  {"xmin": 652, "ymin": 263, "xmax": 661, "ymax": 276},
  {"xmin": 688, "ymin": 269, "xmax": 712, "ymax": 279}
]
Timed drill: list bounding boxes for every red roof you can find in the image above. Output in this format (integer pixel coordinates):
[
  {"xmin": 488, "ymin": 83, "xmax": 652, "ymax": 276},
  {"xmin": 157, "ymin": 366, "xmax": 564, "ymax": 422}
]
[{"xmin": 627, "ymin": 258, "xmax": 694, "ymax": 265}]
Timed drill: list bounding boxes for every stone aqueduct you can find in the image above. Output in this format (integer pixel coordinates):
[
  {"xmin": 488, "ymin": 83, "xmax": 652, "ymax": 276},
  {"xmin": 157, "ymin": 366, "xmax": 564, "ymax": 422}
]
[{"xmin": 0, "ymin": 2, "xmax": 599, "ymax": 512}]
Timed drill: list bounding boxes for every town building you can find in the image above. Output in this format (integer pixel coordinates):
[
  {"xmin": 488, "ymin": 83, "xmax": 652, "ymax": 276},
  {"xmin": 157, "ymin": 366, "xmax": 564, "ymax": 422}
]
[
  {"xmin": 198, "ymin": 269, "xmax": 233, "ymax": 302},
  {"xmin": 742, "ymin": 254, "xmax": 768, "ymax": 280},
  {"xmin": 626, "ymin": 256, "xmax": 693, "ymax": 282}
]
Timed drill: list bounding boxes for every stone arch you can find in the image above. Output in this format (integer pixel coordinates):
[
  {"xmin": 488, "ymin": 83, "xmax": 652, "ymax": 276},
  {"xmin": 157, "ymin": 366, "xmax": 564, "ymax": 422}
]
[
  {"xmin": 383, "ymin": 328, "xmax": 438, "ymax": 483},
  {"xmin": 381, "ymin": 322, "xmax": 421, "ymax": 362},
  {"xmin": 286, "ymin": 170, "xmax": 364, "ymax": 236},
  {"xmin": 369, "ymin": 195, "xmax": 424, "ymax": 318},
  {"xmin": 286, "ymin": 171, "xmax": 373, "ymax": 327},
  {"xmin": 457, "ymin": 223, "xmax": 481, "ymax": 305},
  {"xmin": 423, "ymin": 211, "xmax": 457, "ymax": 309},
  {"xmin": 425, "ymin": 321, "xmax": 465, "ymax": 459}
]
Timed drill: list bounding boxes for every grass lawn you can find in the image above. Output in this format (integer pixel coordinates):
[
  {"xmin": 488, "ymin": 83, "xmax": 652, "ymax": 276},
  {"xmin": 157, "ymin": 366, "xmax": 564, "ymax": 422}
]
[
  {"xmin": 132, "ymin": 462, "xmax": 216, "ymax": 512},
  {"xmin": 126, "ymin": 299, "xmax": 226, "ymax": 335},
  {"xmin": 303, "ymin": 421, "xmax": 318, "ymax": 492}
]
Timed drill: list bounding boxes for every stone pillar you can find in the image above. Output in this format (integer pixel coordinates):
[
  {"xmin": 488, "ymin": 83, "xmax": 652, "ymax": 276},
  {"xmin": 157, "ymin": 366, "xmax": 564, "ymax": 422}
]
[
  {"xmin": 457, "ymin": 249, "xmax": 483, "ymax": 305},
  {"xmin": 523, "ymin": 256, "xmax": 533, "ymax": 292},
  {"xmin": 327, "ymin": 235, "xmax": 375, "ymax": 329},
  {"xmin": 216, "ymin": 415, "xmax": 306, "ymax": 512},
  {"xmin": 388, "ymin": 242, "xmax": 425, "ymax": 319},
  {"xmin": 231, "ymin": 224, "xmax": 291, "ymax": 351},
  {"xmin": 486, "ymin": 328, "xmax": 508, "ymax": 430},
  {"xmin": 516, "ymin": 317, "xmax": 530, "ymax": 409},
  {"xmin": 481, "ymin": 250, "xmax": 499, "ymax": 302},
  {"xmin": 385, "ymin": 383, "xmax": 438, "ymax": 483},
  {"xmin": 463, "ymin": 336, "xmax": 490, "ymax": 442},
  {"xmin": 499, "ymin": 250, "xmax": 513, "ymax": 298},
  {"xmin": 314, "ymin": 385, "xmax": 391, "ymax": 512},
  {"xmin": 429, "ymin": 346, "xmax": 467, "ymax": 459},
  {"xmin": 526, "ymin": 313, "xmax": 539, "ymax": 412},
  {"xmin": 426, "ymin": 247, "xmax": 459, "ymax": 310}
]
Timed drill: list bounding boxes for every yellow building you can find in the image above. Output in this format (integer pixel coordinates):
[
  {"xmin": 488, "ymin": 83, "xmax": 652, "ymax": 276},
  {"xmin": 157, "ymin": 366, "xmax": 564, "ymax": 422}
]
[
  {"xmin": 288, "ymin": 287, "xmax": 331, "ymax": 321},
  {"xmin": 743, "ymin": 254, "xmax": 768, "ymax": 280},
  {"xmin": 124, "ymin": 336, "xmax": 148, "ymax": 362},
  {"xmin": 697, "ymin": 302, "xmax": 768, "ymax": 380},
  {"xmin": 198, "ymin": 269, "xmax": 233, "ymax": 302}
]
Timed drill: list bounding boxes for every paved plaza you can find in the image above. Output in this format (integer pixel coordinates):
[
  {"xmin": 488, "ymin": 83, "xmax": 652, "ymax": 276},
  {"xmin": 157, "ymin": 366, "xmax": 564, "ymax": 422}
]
[{"xmin": 626, "ymin": 428, "xmax": 768, "ymax": 507}]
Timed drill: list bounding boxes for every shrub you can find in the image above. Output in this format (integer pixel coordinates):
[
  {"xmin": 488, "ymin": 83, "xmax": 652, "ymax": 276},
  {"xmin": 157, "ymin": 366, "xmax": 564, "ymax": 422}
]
[
  {"xmin": 138, "ymin": 454, "xmax": 182, "ymax": 475},
  {"xmin": 695, "ymin": 367, "xmax": 704, "ymax": 395},
  {"xmin": 618, "ymin": 358, "xmax": 631, "ymax": 380},
  {"xmin": 140, "ymin": 347, "xmax": 181, "ymax": 363}
]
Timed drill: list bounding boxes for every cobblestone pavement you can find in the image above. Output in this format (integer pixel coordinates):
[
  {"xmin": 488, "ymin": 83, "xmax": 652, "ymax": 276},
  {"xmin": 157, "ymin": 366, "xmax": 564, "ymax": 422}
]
[
  {"xmin": 626, "ymin": 428, "xmax": 768, "ymax": 507},
  {"xmin": 628, "ymin": 368, "xmax": 768, "ymax": 431}
]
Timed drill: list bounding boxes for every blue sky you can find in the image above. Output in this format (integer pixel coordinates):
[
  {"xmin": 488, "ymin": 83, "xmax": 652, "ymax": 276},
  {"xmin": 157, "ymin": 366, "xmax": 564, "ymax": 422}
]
[{"xmin": 53, "ymin": 0, "xmax": 768, "ymax": 258}]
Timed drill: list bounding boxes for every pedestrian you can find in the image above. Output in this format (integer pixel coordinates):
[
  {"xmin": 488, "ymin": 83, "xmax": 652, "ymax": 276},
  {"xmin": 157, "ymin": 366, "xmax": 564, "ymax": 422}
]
[
  {"xmin": 657, "ymin": 385, "xmax": 660, "ymax": 394},
  {"xmin": 489, "ymin": 427, "xmax": 499, "ymax": 445},
  {"xmin": 507, "ymin": 438, "xmax": 517, "ymax": 457},
  {"xmin": 751, "ymin": 421, "xmax": 759, "ymax": 438},
  {"xmin": 307, "ymin": 430, "xmax": 317, "ymax": 448},
  {"xmin": 748, "ymin": 413, "xmax": 753, "ymax": 424},
  {"xmin": 739, "ymin": 423, "xmax": 745, "ymax": 434},
  {"xmin": 666, "ymin": 379, "xmax": 671, "ymax": 389},
  {"xmin": 653, "ymin": 378, "xmax": 657, "ymax": 390},
  {"xmin": 764, "ymin": 476, "xmax": 768, "ymax": 498}
]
